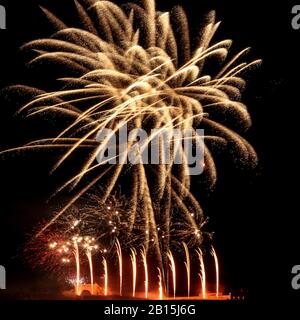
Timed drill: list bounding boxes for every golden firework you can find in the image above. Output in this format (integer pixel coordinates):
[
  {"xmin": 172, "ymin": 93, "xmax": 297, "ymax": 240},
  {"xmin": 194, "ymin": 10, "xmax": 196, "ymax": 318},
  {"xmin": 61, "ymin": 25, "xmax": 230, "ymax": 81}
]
[{"xmin": 1, "ymin": 0, "xmax": 260, "ymax": 263}]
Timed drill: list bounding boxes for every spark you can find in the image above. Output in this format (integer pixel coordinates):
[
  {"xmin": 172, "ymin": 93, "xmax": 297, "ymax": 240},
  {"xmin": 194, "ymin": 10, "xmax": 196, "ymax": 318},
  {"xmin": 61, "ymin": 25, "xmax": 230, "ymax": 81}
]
[{"xmin": 49, "ymin": 242, "xmax": 57, "ymax": 249}]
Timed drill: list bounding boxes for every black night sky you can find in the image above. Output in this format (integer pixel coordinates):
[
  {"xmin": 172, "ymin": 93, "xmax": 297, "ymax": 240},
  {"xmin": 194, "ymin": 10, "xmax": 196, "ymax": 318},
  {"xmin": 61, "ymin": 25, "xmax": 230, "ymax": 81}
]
[{"xmin": 0, "ymin": 0, "xmax": 299, "ymax": 312}]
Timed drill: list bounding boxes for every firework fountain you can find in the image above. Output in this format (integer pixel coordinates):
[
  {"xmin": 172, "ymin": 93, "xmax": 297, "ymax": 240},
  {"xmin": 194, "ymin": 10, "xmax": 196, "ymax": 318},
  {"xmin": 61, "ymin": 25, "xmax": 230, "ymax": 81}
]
[
  {"xmin": 167, "ymin": 250, "xmax": 176, "ymax": 298},
  {"xmin": 197, "ymin": 248, "xmax": 207, "ymax": 299},
  {"xmin": 102, "ymin": 257, "xmax": 108, "ymax": 296},
  {"xmin": 157, "ymin": 268, "xmax": 164, "ymax": 300},
  {"xmin": 212, "ymin": 246, "xmax": 220, "ymax": 298},
  {"xmin": 141, "ymin": 247, "xmax": 149, "ymax": 299},
  {"xmin": 183, "ymin": 242, "xmax": 191, "ymax": 298},
  {"xmin": 47, "ymin": 232, "xmax": 221, "ymax": 299},
  {"xmin": 84, "ymin": 237, "xmax": 97, "ymax": 295},
  {"xmin": 72, "ymin": 237, "xmax": 81, "ymax": 296},
  {"xmin": 115, "ymin": 239, "xmax": 123, "ymax": 296},
  {"xmin": 130, "ymin": 248, "xmax": 137, "ymax": 298}
]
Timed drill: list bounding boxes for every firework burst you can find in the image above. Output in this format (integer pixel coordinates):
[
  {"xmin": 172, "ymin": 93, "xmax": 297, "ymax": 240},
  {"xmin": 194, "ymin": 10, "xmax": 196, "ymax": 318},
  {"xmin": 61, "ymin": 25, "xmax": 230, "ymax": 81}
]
[
  {"xmin": 25, "ymin": 191, "xmax": 126, "ymax": 280},
  {"xmin": 1, "ymin": 0, "xmax": 260, "ymax": 265}
]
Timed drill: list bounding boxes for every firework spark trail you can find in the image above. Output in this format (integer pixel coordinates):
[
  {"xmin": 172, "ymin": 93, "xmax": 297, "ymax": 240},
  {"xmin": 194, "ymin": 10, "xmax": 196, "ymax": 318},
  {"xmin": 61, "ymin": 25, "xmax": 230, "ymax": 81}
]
[
  {"xmin": 130, "ymin": 248, "xmax": 137, "ymax": 297},
  {"xmin": 197, "ymin": 248, "xmax": 206, "ymax": 299},
  {"xmin": 36, "ymin": 168, "xmax": 115, "ymax": 238},
  {"xmin": 115, "ymin": 239, "xmax": 123, "ymax": 296},
  {"xmin": 211, "ymin": 246, "xmax": 220, "ymax": 298},
  {"xmin": 158, "ymin": 267, "xmax": 163, "ymax": 300},
  {"xmin": 1, "ymin": 0, "xmax": 260, "ymax": 261},
  {"xmin": 167, "ymin": 250, "xmax": 176, "ymax": 298},
  {"xmin": 183, "ymin": 242, "xmax": 190, "ymax": 297},
  {"xmin": 103, "ymin": 257, "xmax": 108, "ymax": 296},
  {"xmin": 141, "ymin": 247, "xmax": 149, "ymax": 299}
]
